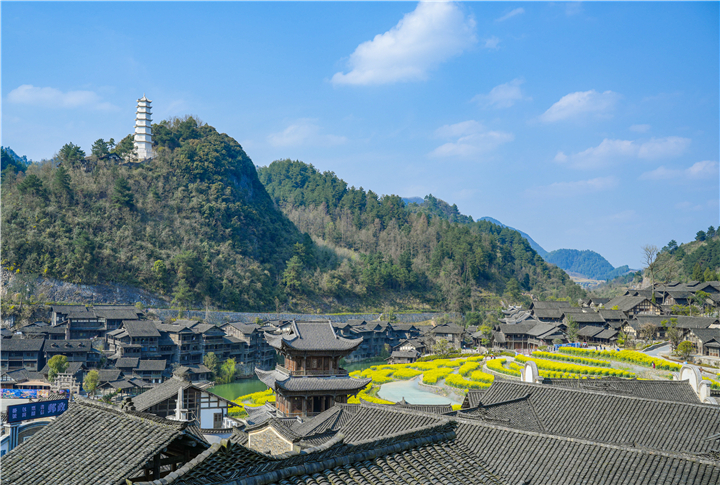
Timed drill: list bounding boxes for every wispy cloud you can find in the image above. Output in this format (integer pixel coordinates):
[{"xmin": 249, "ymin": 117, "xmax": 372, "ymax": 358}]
[
  {"xmin": 7, "ymin": 84, "xmax": 118, "ymax": 111},
  {"xmin": 528, "ymin": 176, "xmax": 618, "ymax": 197},
  {"xmin": 555, "ymin": 136, "xmax": 691, "ymax": 169},
  {"xmin": 429, "ymin": 120, "xmax": 513, "ymax": 159},
  {"xmin": 496, "ymin": 8, "xmax": 525, "ymax": 22},
  {"xmin": 629, "ymin": 124, "xmax": 650, "ymax": 133},
  {"xmin": 640, "ymin": 161, "xmax": 718, "ymax": 181},
  {"xmin": 483, "ymin": 36, "xmax": 501, "ymax": 50},
  {"xmin": 331, "ymin": 2, "xmax": 476, "ymax": 86},
  {"xmin": 539, "ymin": 90, "xmax": 620, "ymax": 122},
  {"xmin": 267, "ymin": 119, "xmax": 347, "ymax": 147},
  {"xmin": 472, "ymin": 78, "xmax": 530, "ymax": 109}
]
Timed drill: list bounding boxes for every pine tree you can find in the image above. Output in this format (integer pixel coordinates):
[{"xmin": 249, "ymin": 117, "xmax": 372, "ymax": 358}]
[{"xmin": 111, "ymin": 177, "xmax": 134, "ymax": 209}]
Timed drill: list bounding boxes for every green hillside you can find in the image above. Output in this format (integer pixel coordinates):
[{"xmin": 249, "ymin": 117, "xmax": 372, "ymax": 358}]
[
  {"xmin": 655, "ymin": 228, "xmax": 720, "ymax": 282},
  {"xmin": 2, "ymin": 120, "xmax": 585, "ymax": 314},
  {"xmin": 258, "ymin": 159, "xmax": 585, "ymax": 310},
  {"xmin": 1, "ymin": 117, "xmax": 303, "ymax": 311}
]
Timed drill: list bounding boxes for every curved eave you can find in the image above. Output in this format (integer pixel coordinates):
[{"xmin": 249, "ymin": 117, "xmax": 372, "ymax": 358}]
[{"xmin": 275, "ymin": 376, "xmax": 372, "ymax": 393}]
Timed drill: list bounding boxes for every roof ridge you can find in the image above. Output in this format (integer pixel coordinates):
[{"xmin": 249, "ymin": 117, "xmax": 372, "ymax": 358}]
[
  {"xmin": 490, "ymin": 380, "xmax": 712, "ymax": 407},
  {"xmin": 74, "ymin": 397, "xmax": 188, "ymax": 430},
  {"xmin": 242, "ymin": 426, "xmax": 458, "ymax": 485},
  {"xmin": 453, "ymin": 415, "xmax": 720, "ymax": 465}
]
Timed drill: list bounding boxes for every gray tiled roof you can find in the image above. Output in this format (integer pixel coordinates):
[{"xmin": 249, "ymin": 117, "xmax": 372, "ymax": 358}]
[
  {"xmin": 265, "ymin": 321, "xmax": 363, "ymax": 352},
  {"xmin": 539, "ymin": 377, "xmax": 701, "ymax": 403},
  {"xmin": 389, "ymin": 350, "xmax": 419, "ymax": 359},
  {"xmin": 135, "ymin": 420, "xmax": 510, "ymax": 485},
  {"xmin": 576, "ymin": 326, "xmax": 603, "ymax": 338},
  {"xmin": 598, "ymin": 309, "xmax": 627, "ymax": 320},
  {"xmin": 568, "ymin": 312, "xmax": 606, "ymax": 323},
  {"xmin": 116, "ymin": 357, "xmax": 140, "ymax": 368},
  {"xmin": 136, "ymin": 359, "xmax": 167, "ymax": 371},
  {"xmin": 94, "ymin": 307, "xmax": 142, "ymax": 320},
  {"xmin": 0, "ymin": 397, "xmax": 208, "ymax": 485},
  {"xmin": 480, "ymin": 381, "xmax": 720, "ymax": 454},
  {"xmin": 98, "ymin": 369, "xmax": 123, "ymax": 382},
  {"xmin": 531, "ymin": 301, "xmax": 572, "ymax": 309},
  {"xmin": 123, "ymin": 321, "xmax": 162, "ymax": 338},
  {"xmin": 455, "ymin": 418, "xmax": 720, "ymax": 485},
  {"xmin": 2, "ymin": 338, "xmax": 45, "ymax": 351},
  {"xmin": 533, "ymin": 308, "xmax": 564, "ymax": 319},
  {"xmin": 132, "ymin": 376, "xmax": 195, "ymax": 411},
  {"xmin": 255, "ymin": 368, "xmax": 371, "ymax": 393},
  {"xmin": 606, "ymin": 295, "xmax": 653, "ymax": 312},
  {"xmin": 691, "ymin": 328, "xmax": 720, "ymax": 344},
  {"xmin": 44, "ymin": 339, "xmax": 93, "ymax": 353}
]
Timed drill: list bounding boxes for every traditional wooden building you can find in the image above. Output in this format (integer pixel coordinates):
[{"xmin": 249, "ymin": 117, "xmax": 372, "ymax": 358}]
[
  {"xmin": 256, "ymin": 321, "xmax": 371, "ymax": 418},
  {"xmin": 132, "ymin": 375, "xmax": 235, "ymax": 430}
]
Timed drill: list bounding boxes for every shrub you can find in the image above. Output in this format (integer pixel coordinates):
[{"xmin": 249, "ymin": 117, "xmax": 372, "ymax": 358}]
[
  {"xmin": 558, "ymin": 347, "xmax": 681, "ymax": 371},
  {"xmin": 422, "ymin": 367, "xmax": 454, "ymax": 384},
  {"xmin": 515, "ymin": 354, "xmax": 634, "ymax": 378},
  {"xmin": 458, "ymin": 362, "xmax": 481, "ymax": 376},
  {"xmin": 469, "ymin": 370, "xmax": 494, "ymax": 384},
  {"xmin": 392, "ymin": 368, "xmax": 423, "ymax": 380},
  {"xmin": 486, "ymin": 358, "xmax": 520, "ymax": 377},
  {"xmin": 531, "ymin": 350, "xmax": 610, "ymax": 367},
  {"xmin": 446, "ymin": 373, "xmax": 492, "ymax": 390}
]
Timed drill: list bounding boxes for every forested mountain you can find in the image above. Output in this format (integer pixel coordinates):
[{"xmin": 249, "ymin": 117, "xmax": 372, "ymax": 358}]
[
  {"xmin": 258, "ymin": 159, "xmax": 585, "ymax": 311},
  {"xmin": 405, "ymin": 194, "xmax": 474, "ymax": 224},
  {"xmin": 544, "ymin": 249, "xmax": 630, "ymax": 281},
  {"xmin": 2, "ymin": 117, "xmax": 304, "ymax": 311},
  {"xmin": 654, "ymin": 227, "xmax": 720, "ymax": 282},
  {"xmin": 2, "ymin": 119, "xmax": 584, "ymax": 314},
  {"xmin": 477, "ymin": 217, "xmax": 548, "ymax": 257}
]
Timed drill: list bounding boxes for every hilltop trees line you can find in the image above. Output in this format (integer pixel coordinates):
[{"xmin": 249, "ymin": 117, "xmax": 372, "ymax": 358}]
[{"xmin": 258, "ymin": 159, "xmax": 584, "ymax": 311}]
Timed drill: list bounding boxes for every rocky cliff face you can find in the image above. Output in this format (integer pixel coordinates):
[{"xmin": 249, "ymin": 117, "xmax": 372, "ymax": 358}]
[{"xmin": 1, "ymin": 269, "xmax": 167, "ymax": 307}]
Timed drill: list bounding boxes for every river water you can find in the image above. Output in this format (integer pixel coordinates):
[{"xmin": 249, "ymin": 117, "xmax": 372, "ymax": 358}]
[{"xmin": 209, "ymin": 358, "xmax": 387, "ymax": 401}]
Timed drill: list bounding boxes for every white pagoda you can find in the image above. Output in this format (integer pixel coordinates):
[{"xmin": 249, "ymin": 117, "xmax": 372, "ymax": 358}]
[{"xmin": 134, "ymin": 94, "xmax": 153, "ymax": 160}]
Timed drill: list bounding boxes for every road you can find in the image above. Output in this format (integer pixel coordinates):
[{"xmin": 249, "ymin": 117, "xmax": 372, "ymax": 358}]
[{"xmin": 645, "ymin": 344, "xmax": 670, "ymax": 358}]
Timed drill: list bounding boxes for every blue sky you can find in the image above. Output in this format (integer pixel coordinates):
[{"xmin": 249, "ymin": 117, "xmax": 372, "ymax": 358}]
[{"xmin": 3, "ymin": 1, "xmax": 718, "ymax": 269}]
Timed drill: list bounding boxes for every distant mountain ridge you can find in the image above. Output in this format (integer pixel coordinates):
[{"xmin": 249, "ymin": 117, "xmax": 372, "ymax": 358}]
[{"xmin": 545, "ymin": 249, "xmax": 631, "ymax": 281}]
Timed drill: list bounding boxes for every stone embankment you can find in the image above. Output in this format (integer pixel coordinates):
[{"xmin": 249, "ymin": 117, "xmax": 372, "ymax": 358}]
[
  {"xmin": 1, "ymin": 269, "xmax": 167, "ymax": 307},
  {"xmin": 151, "ymin": 309, "xmax": 450, "ymax": 325}
]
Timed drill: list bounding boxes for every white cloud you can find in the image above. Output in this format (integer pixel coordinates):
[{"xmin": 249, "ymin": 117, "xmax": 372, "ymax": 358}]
[
  {"xmin": 630, "ymin": 124, "xmax": 650, "ymax": 133},
  {"xmin": 429, "ymin": 120, "xmax": 513, "ymax": 159},
  {"xmin": 472, "ymin": 78, "xmax": 529, "ymax": 109},
  {"xmin": 483, "ymin": 36, "xmax": 501, "ymax": 50},
  {"xmin": 636, "ymin": 136, "xmax": 691, "ymax": 160},
  {"xmin": 267, "ymin": 119, "xmax": 347, "ymax": 147},
  {"xmin": 556, "ymin": 136, "xmax": 692, "ymax": 169},
  {"xmin": 7, "ymin": 84, "xmax": 117, "ymax": 110},
  {"xmin": 496, "ymin": 8, "xmax": 525, "ymax": 22},
  {"xmin": 640, "ymin": 161, "xmax": 719, "ymax": 181},
  {"xmin": 528, "ymin": 176, "xmax": 618, "ymax": 197},
  {"xmin": 331, "ymin": 2, "xmax": 476, "ymax": 86},
  {"xmin": 539, "ymin": 90, "xmax": 620, "ymax": 122}
]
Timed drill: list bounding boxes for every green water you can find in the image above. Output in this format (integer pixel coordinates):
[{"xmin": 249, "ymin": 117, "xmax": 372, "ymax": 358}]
[{"xmin": 209, "ymin": 358, "xmax": 386, "ymax": 401}]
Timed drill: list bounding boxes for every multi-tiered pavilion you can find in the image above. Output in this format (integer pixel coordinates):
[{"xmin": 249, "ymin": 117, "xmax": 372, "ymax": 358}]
[
  {"xmin": 256, "ymin": 321, "xmax": 371, "ymax": 417},
  {"xmin": 134, "ymin": 94, "xmax": 153, "ymax": 160}
]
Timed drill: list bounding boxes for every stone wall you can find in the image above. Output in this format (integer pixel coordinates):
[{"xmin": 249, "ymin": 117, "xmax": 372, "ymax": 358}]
[
  {"xmin": 247, "ymin": 427, "xmax": 293, "ymax": 455},
  {"xmin": 151, "ymin": 309, "xmax": 454, "ymax": 325}
]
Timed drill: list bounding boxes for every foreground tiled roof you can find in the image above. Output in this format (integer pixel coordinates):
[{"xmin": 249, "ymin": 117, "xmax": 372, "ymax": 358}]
[
  {"xmin": 480, "ymin": 381, "xmax": 720, "ymax": 454},
  {"xmin": 134, "ymin": 421, "xmax": 510, "ymax": 485},
  {"xmin": 0, "ymin": 398, "xmax": 208, "ymax": 485},
  {"xmin": 539, "ymin": 377, "xmax": 702, "ymax": 403},
  {"xmin": 455, "ymin": 418, "xmax": 720, "ymax": 485}
]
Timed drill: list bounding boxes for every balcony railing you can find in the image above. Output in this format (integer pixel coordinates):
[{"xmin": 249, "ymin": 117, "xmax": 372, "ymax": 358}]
[{"xmin": 275, "ymin": 365, "xmax": 349, "ymax": 377}]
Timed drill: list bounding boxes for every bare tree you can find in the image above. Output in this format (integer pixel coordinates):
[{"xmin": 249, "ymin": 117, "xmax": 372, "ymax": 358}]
[{"xmin": 641, "ymin": 245, "xmax": 660, "ymax": 298}]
